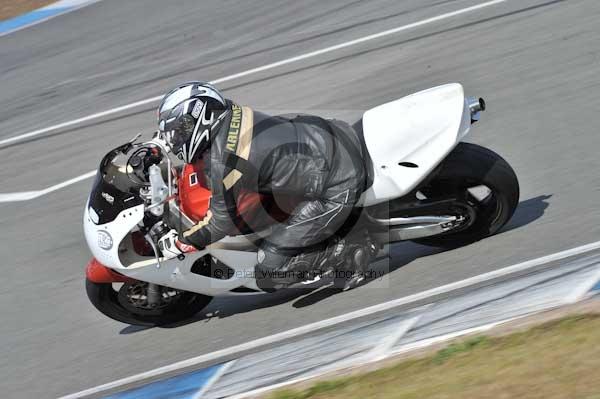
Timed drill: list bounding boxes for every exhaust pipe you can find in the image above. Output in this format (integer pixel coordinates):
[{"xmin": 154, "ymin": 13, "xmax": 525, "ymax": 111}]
[{"xmin": 466, "ymin": 96, "xmax": 486, "ymax": 122}]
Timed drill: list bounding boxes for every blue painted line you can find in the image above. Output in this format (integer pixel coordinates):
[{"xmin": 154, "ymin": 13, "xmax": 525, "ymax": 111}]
[
  {"xmin": 104, "ymin": 364, "xmax": 224, "ymax": 399},
  {"xmin": 0, "ymin": 7, "xmax": 72, "ymax": 35},
  {"xmin": 591, "ymin": 280, "xmax": 600, "ymax": 292}
]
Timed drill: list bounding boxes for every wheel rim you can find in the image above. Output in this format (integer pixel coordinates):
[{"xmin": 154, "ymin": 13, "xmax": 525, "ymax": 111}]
[
  {"xmin": 117, "ymin": 282, "xmax": 185, "ymax": 314},
  {"xmin": 466, "ymin": 184, "xmax": 504, "ymax": 227},
  {"xmin": 420, "ymin": 181, "xmax": 505, "ymax": 236}
]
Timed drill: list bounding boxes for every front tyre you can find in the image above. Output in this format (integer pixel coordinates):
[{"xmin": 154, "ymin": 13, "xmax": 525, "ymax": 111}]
[
  {"xmin": 86, "ymin": 279, "xmax": 212, "ymax": 326},
  {"xmin": 413, "ymin": 143, "xmax": 519, "ymax": 248}
]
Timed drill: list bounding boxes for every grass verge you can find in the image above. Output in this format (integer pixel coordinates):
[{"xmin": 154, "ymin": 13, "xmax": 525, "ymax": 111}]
[
  {"xmin": 0, "ymin": 0, "xmax": 58, "ymax": 22},
  {"xmin": 268, "ymin": 314, "xmax": 600, "ymax": 399}
]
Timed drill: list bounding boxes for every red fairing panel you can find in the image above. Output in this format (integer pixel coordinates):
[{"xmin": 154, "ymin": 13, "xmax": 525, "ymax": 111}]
[{"xmin": 86, "ymin": 258, "xmax": 135, "ymax": 283}]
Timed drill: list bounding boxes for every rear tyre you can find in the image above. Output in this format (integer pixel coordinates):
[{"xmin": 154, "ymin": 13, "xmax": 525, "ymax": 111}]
[
  {"xmin": 413, "ymin": 143, "xmax": 519, "ymax": 248},
  {"xmin": 86, "ymin": 279, "xmax": 212, "ymax": 326}
]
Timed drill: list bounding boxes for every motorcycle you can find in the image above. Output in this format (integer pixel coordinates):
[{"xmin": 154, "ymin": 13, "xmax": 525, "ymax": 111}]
[{"xmin": 84, "ymin": 83, "xmax": 519, "ymax": 326}]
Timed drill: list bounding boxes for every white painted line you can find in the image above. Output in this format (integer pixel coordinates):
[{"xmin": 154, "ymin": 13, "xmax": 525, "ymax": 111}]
[
  {"xmin": 209, "ymin": 0, "xmax": 508, "ymax": 84},
  {"xmin": 0, "ymin": 0, "xmax": 509, "ymax": 149},
  {"xmin": 41, "ymin": 0, "xmax": 99, "ymax": 9},
  {"xmin": 563, "ymin": 266, "xmax": 600, "ymax": 304},
  {"xmin": 369, "ymin": 316, "xmax": 421, "ymax": 362},
  {"xmin": 0, "ymin": 0, "xmax": 102, "ymax": 38},
  {"xmin": 0, "ymin": 190, "xmax": 41, "ymax": 203},
  {"xmin": 0, "ymin": 170, "xmax": 95, "ymax": 203},
  {"xmin": 60, "ymin": 239, "xmax": 600, "ymax": 399},
  {"xmin": 0, "ymin": 97, "xmax": 160, "ymax": 148},
  {"xmin": 192, "ymin": 360, "xmax": 237, "ymax": 399}
]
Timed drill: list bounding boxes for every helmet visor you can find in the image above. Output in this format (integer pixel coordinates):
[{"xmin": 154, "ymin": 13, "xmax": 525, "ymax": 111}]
[{"xmin": 167, "ymin": 114, "xmax": 196, "ymax": 156}]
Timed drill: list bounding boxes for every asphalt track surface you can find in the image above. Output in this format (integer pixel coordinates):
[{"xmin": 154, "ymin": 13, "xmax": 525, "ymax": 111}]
[{"xmin": 1, "ymin": 0, "xmax": 599, "ymax": 397}]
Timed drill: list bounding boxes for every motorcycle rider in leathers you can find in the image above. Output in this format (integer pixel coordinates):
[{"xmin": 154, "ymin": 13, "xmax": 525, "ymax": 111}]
[{"xmin": 157, "ymin": 82, "xmax": 372, "ymax": 291}]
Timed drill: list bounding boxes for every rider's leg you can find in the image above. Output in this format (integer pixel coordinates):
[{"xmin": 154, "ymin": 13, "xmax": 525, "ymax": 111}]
[
  {"xmin": 255, "ymin": 118, "xmax": 371, "ymax": 292},
  {"xmin": 255, "ymin": 197, "xmax": 353, "ymax": 292}
]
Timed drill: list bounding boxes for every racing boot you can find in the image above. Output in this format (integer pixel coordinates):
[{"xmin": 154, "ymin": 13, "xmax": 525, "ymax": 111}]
[
  {"xmin": 334, "ymin": 237, "xmax": 377, "ymax": 291},
  {"xmin": 341, "ymin": 245, "xmax": 370, "ymax": 291},
  {"xmin": 255, "ymin": 238, "xmax": 347, "ymax": 293}
]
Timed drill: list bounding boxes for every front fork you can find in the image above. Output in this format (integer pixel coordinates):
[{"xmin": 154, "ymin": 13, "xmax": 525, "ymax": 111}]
[
  {"xmin": 87, "ymin": 259, "xmax": 166, "ymax": 308},
  {"xmin": 146, "ymin": 283, "xmax": 163, "ymax": 307}
]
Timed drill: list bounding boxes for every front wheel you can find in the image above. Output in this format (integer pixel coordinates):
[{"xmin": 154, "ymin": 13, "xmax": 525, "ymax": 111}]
[
  {"xmin": 413, "ymin": 143, "xmax": 519, "ymax": 248},
  {"xmin": 86, "ymin": 279, "xmax": 212, "ymax": 326}
]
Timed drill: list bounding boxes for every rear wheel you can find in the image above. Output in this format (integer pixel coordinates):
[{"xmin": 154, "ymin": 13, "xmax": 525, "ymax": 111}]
[
  {"xmin": 86, "ymin": 279, "xmax": 212, "ymax": 326},
  {"xmin": 413, "ymin": 143, "xmax": 519, "ymax": 248}
]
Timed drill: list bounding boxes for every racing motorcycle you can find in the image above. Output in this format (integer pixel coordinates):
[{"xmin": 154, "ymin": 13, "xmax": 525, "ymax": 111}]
[{"xmin": 84, "ymin": 83, "xmax": 519, "ymax": 326}]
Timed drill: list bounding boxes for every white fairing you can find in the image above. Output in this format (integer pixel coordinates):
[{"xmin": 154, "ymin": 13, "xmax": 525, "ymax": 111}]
[
  {"xmin": 358, "ymin": 83, "xmax": 472, "ymax": 206},
  {"xmin": 83, "ymin": 204, "xmax": 260, "ymax": 296},
  {"xmin": 84, "ymin": 203, "xmax": 145, "ymax": 269}
]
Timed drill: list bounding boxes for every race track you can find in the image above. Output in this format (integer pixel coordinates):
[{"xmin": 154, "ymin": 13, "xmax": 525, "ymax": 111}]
[{"xmin": 1, "ymin": 0, "xmax": 600, "ymax": 397}]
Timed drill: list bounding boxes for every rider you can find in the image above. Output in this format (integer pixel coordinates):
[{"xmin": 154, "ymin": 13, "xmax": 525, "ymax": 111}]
[{"xmin": 156, "ymin": 81, "xmax": 372, "ymax": 291}]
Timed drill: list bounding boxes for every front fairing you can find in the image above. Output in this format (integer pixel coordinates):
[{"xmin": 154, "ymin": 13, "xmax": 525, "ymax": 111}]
[
  {"xmin": 84, "ymin": 141, "xmax": 166, "ymax": 268},
  {"xmin": 87, "ymin": 145, "xmax": 147, "ymax": 225},
  {"xmin": 83, "ymin": 139, "xmax": 262, "ymax": 296},
  {"xmin": 88, "ymin": 173, "xmax": 144, "ymax": 225},
  {"xmin": 84, "ymin": 201, "xmax": 145, "ymax": 269},
  {"xmin": 84, "ymin": 201, "xmax": 261, "ymax": 296}
]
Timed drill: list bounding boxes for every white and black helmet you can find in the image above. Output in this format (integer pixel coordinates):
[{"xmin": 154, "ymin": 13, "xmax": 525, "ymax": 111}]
[{"xmin": 157, "ymin": 81, "xmax": 228, "ymax": 163}]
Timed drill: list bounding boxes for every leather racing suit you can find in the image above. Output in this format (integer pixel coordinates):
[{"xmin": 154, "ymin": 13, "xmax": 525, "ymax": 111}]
[{"xmin": 176, "ymin": 101, "xmax": 368, "ymax": 291}]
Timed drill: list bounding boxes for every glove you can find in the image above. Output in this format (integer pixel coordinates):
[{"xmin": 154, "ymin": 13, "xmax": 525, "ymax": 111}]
[{"xmin": 158, "ymin": 229, "xmax": 197, "ymax": 260}]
